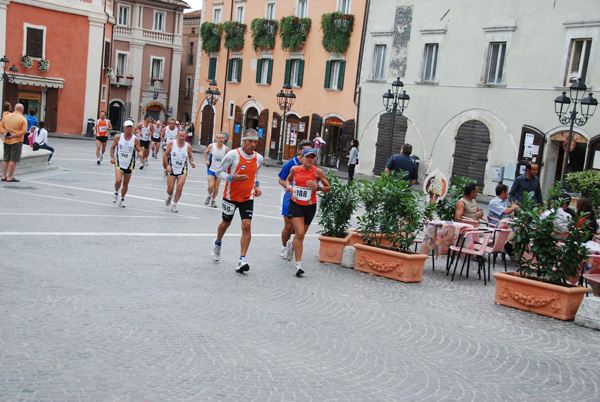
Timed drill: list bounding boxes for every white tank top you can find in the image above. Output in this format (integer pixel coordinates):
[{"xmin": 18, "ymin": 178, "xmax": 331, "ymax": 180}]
[
  {"xmin": 164, "ymin": 126, "xmax": 178, "ymax": 144},
  {"xmin": 152, "ymin": 124, "xmax": 161, "ymax": 139},
  {"xmin": 140, "ymin": 122, "xmax": 151, "ymax": 140},
  {"xmin": 169, "ymin": 142, "xmax": 189, "ymax": 175},
  {"xmin": 116, "ymin": 134, "xmax": 136, "ymax": 170},
  {"xmin": 209, "ymin": 144, "xmax": 227, "ymax": 172}
]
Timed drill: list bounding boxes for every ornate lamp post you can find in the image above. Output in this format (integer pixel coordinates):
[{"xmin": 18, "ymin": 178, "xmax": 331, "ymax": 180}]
[
  {"xmin": 1, "ymin": 56, "xmax": 18, "ymax": 114},
  {"xmin": 203, "ymin": 80, "xmax": 220, "ymax": 145},
  {"xmin": 382, "ymin": 78, "xmax": 410, "ymax": 160},
  {"xmin": 554, "ymin": 78, "xmax": 598, "ymax": 187},
  {"xmin": 276, "ymin": 83, "xmax": 296, "ymax": 165}
]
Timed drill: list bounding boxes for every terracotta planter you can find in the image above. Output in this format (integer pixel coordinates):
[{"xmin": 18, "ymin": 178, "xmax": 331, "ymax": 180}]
[
  {"xmin": 354, "ymin": 243, "xmax": 428, "ymax": 282},
  {"xmin": 318, "ymin": 233, "xmax": 352, "ymax": 263},
  {"xmin": 493, "ymin": 271, "xmax": 589, "ymax": 320},
  {"xmin": 346, "ymin": 230, "xmax": 362, "ymax": 247}
]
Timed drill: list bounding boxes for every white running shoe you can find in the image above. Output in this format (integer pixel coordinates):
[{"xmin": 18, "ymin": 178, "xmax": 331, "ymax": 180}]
[
  {"xmin": 118, "ymin": 199, "xmax": 126, "ymax": 208},
  {"xmin": 236, "ymin": 258, "xmax": 250, "ymax": 273},
  {"xmin": 163, "ymin": 169, "xmax": 167, "ymax": 178},
  {"xmin": 112, "ymin": 193, "xmax": 119, "ymax": 203},
  {"xmin": 296, "ymin": 267, "xmax": 305, "ymax": 277},
  {"xmin": 211, "ymin": 240, "xmax": 221, "ymax": 261},
  {"xmin": 165, "ymin": 195, "xmax": 173, "ymax": 206},
  {"xmin": 286, "ymin": 239, "xmax": 294, "ymax": 261},
  {"xmin": 171, "ymin": 204, "xmax": 178, "ymax": 213},
  {"xmin": 280, "ymin": 247, "xmax": 287, "ymax": 259},
  {"xmin": 210, "ymin": 199, "xmax": 217, "ymax": 208},
  {"xmin": 100, "ymin": 154, "xmax": 103, "ymax": 162},
  {"xmin": 204, "ymin": 195, "xmax": 211, "ymax": 205}
]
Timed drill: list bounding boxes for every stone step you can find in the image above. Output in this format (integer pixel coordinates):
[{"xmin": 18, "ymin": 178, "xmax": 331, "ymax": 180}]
[{"xmin": 0, "ymin": 142, "xmax": 57, "ymax": 176}]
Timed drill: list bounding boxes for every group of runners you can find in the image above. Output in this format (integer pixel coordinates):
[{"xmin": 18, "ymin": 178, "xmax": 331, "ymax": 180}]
[{"xmin": 98, "ymin": 116, "xmax": 331, "ymax": 277}]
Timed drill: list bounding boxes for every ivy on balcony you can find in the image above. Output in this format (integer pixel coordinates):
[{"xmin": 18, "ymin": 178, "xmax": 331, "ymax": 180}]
[
  {"xmin": 321, "ymin": 12, "xmax": 355, "ymax": 54},
  {"xmin": 200, "ymin": 22, "xmax": 223, "ymax": 54},
  {"xmin": 223, "ymin": 21, "xmax": 246, "ymax": 51},
  {"xmin": 250, "ymin": 18, "xmax": 279, "ymax": 51},
  {"xmin": 280, "ymin": 16, "xmax": 311, "ymax": 52}
]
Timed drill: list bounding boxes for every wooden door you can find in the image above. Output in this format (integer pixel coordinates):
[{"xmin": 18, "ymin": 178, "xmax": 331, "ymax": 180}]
[
  {"xmin": 309, "ymin": 113, "xmax": 322, "ymax": 143},
  {"xmin": 516, "ymin": 125, "xmax": 545, "ymax": 178},
  {"xmin": 45, "ymin": 88, "xmax": 59, "ymax": 132},
  {"xmin": 337, "ymin": 119, "xmax": 355, "ymax": 172},
  {"xmin": 269, "ymin": 112, "xmax": 281, "ymax": 159},
  {"xmin": 284, "ymin": 116, "xmax": 299, "ymax": 159},
  {"xmin": 451, "ymin": 120, "xmax": 490, "ymax": 188},
  {"xmin": 233, "ymin": 106, "xmax": 243, "ymax": 149},
  {"xmin": 374, "ymin": 113, "xmax": 407, "ymax": 175},
  {"xmin": 257, "ymin": 109, "xmax": 269, "ymax": 156},
  {"xmin": 200, "ymin": 105, "xmax": 212, "ymax": 145}
]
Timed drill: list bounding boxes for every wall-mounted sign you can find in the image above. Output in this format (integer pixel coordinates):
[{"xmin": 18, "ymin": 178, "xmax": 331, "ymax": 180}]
[
  {"xmin": 234, "ymin": 124, "xmax": 240, "ymax": 134},
  {"xmin": 167, "ymin": 106, "xmax": 173, "ymax": 115},
  {"xmin": 325, "ymin": 117, "xmax": 344, "ymax": 127},
  {"xmin": 258, "ymin": 128, "xmax": 264, "ymax": 138},
  {"xmin": 423, "ymin": 169, "xmax": 448, "ymax": 204}
]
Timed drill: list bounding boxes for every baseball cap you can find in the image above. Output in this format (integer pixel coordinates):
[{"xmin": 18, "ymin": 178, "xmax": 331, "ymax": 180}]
[
  {"xmin": 123, "ymin": 119, "xmax": 134, "ymax": 127},
  {"xmin": 302, "ymin": 148, "xmax": 317, "ymax": 157}
]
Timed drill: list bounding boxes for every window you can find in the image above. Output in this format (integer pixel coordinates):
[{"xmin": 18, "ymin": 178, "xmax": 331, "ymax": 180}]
[
  {"xmin": 208, "ymin": 57, "xmax": 217, "ymax": 80},
  {"xmin": 324, "ymin": 60, "xmax": 346, "ymax": 90},
  {"xmin": 153, "ymin": 10, "xmax": 166, "ymax": 32},
  {"xmin": 235, "ymin": 5, "xmax": 245, "ymax": 23},
  {"xmin": 101, "ymin": 85, "xmax": 107, "ymax": 102},
  {"xmin": 229, "ymin": 101, "xmax": 235, "ymax": 119},
  {"xmin": 266, "ymin": 2, "xmax": 276, "ymax": 19},
  {"xmin": 185, "ymin": 77, "xmax": 192, "ymax": 98},
  {"xmin": 26, "ymin": 26, "xmax": 44, "ymax": 58},
  {"xmin": 228, "ymin": 58, "xmax": 242, "ymax": 83},
  {"xmin": 338, "ymin": 0, "xmax": 350, "ymax": 14},
  {"xmin": 150, "ymin": 57, "xmax": 164, "ymax": 82},
  {"xmin": 116, "ymin": 52, "xmax": 128, "ymax": 76},
  {"xmin": 565, "ymin": 38, "xmax": 592, "ymax": 85},
  {"xmin": 373, "ymin": 44, "xmax": 386, "ymax": 80},
  {"xmin": 423, "ymin": 43, "xmax": 438, "ymax": 83},
  {"xmin": 486, "ymin": 42, "xmax": 506, "ymax": 84},
  {"xmin": 297, "ymin": 0, "xmax": 308, "ymax": 18},
  {"xmin": 213, "ymin": 7, "xmax": 222, "ymax": 23},
  {"xmin": 256, "ymin": 58, "xmax": 273, "ymax": 84},
  {"xmin": 103, "ymin": 40, "xmax": 110, "ymax": 68},
  {"xmin": 188, "ymin": 41, "xmax": 195, "ymax": 65},
  {"xmin": 117, "ymin": 5, "xmax": 130, "ymax": 26},
  {"xmin": 284, "ymin": 59, "xmax": 304, "ymax": 87}
]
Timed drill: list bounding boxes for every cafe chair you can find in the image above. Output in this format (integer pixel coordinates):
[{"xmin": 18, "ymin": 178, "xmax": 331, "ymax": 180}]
[
  {"xmin": 448, "ymin": 230, "xmax": 494, "ymax": 285},
  {"xmin": 483, "ymin": 229, "xmax": 511, "ymax": 281}
]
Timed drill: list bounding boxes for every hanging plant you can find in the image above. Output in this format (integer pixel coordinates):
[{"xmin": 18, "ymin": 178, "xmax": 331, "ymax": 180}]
[
  {"xmin": 21, "ymin": 55, "xmax": 33, "ymax": 69},
  {"xmin": 105, "ymin": 67, "xmax": 116, "ymax": 79},
  {"xmin": 250, "ymin": 18, "xmax": 279, "ymax": 51},
  {"xmin": 280, "ymin": 16, "xmax": 311, "ymax": 52},
  {"xmin": 200, "ymin": 22, "xmax": 223, "ymax": 54},
  {"xmin": 321, "ymin": 12, "xmax": 355, "ymax": 54},
  {"xmin": 223, "ymin": 21, "xmax": 246, "ymax": 51},
  {"xmin": 38, "ymin": 58, "xmax": 50, "ymax": 73}
]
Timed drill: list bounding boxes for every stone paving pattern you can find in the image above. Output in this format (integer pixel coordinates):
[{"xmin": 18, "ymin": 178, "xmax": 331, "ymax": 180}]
[{"xmin": 1, "ymin": 138, "xmax": 599, "ymax": 401}]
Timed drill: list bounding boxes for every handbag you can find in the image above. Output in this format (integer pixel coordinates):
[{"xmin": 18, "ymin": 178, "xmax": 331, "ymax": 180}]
[{"xmin": 33, "ymin": 142, "xmax": 40, "ymax": 151}]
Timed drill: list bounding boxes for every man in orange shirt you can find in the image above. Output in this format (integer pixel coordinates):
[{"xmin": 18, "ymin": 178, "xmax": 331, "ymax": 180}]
[
  {"xmin": 94, "ymin": 111, "xmax": 112, "ymax": 165},
  {"xmin": 0, "ymin": 103, "xmax": 28, "ymax": 182}
]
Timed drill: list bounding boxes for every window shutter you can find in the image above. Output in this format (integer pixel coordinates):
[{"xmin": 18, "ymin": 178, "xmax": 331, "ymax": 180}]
[
  {"xmin": 324, "ymin": 61, "xmax": 332, "ymax": 89},
  {"xmin": 236, "ymin": 58, "xmax": 242, "ymax": 82},
  {"xmin": 26, "ymin": 28, "xmax": 44, "ymax": 58},
  {"xmin": 267, "ymin": 59, "xmax": 273, "ymax": 85},
  {"xmin": 284, "ymin": 59, "xmax": 291, "ymax": 85},
  {"xmin": 228, "ymin": 58, "xmax": 234, "ymax": 81},
  {"xmin": 104, "ymin": 41, "xmax": 111, "ymax": 68},
  {"xmin": 256, "ymin": 59, "xmax": 263, "ymax": 83},
  {"xmin": 209, "ymin": 58, "xmax": 217, "ymax": 80},
  {"xmin": 337, "ymin": 61, "xmax": 346, "ymax": 90},
  {"xmin": 297, "ymin": 60, "xmax": 305, "ymax": 87}
]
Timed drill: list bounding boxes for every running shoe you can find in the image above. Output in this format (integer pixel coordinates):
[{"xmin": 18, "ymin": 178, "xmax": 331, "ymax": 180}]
[
  {"xmin": 144, "ymin": 160, "xmax": 148, "ymax": 167},
  {"xmin": 140, "ymin": 164, "xmax": 144, "ymax": 170},
  {"xmin": 100, "ymin": 154, "xmax": 104, "ymax": 162},
  {"xmin": 296, "ymin": 267, "xmax": 304, "ymax": 277},
  {"xmin": 118, "ymin": 199, "xmax": 126, "ymax": 208},
  {"xmin": 280, "ymin": 247, "xmax": 287, "ymax": 259},
  {"xmin": 204, "ymin": 195, "xmax": 211, "ymax": 205},
  {"xmin": 171, "ymin": 204, "xmax": 178, "ymax": 213},
  {"xmin": 97, "ymin": 159, "xmax": 101, "ymax": 165},
  {"xmin": 112, "ymin": 192, "xmax": 119, "ymax": 203},
  {"xmin": 211, "ymin": 240, "xmax": 221, "ymax": 261},
  {"xmin": 286, "ymin": 239, "xmax": 294, "ymax": 261},
  {"xmin": 163, "ymin": 169, "xmax": 167, "ymax": 178},
  {"xmin": 236, "ymin": 258, "xmax": 250, "ymax": 273},
  {"xmin": 165, "ymin": 195, "xmax": 173, "ymax": 206},
  {"xmin": 210, "ymin": 199, "xmax": 217, "ymax": 208}
]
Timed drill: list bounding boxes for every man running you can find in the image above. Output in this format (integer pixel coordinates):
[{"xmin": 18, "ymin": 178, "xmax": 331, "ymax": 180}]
[
  {"xmin": 109, "ymin": 119, "xmax": 143, "ymax": 208},
  {"xmin": 211, "ymin": 129, "xmax": 263, "ymax": 273},
  {"xmin": 164, "ymin": 130, "xmax": 196, "ymax": 212},
  {"xmin": 135, "ymin": 115, "xmax": 153, "ymax": 169},
  {"xmin": 94, "ymin": 111, "xmax": 112, "ymax": 165},
  {"xmin": 203, "ymin": 131, "xmax": 229, "ymax": 208},
  {"xmin": 161, "ymin": 119, "xmax": 178, "ymax": 177},
  {"xmin": 285, "ymin": 148, "xmax": 331, "ymax": 276},
  {"xmin": 151, "ymin": 120, "xmax": 162, "ymax": 158},
  {"xmin": 277, "ymin": 140, "xmax": 313, "ymax": 260}
]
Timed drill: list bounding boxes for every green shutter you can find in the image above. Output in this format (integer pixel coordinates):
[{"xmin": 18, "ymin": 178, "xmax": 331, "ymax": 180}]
[
  {"xmin": 256, "ymin": 59, "xmax": 263, "ymax": 83},
  {"xmin": 236, "ymin": 58, "xmax": 242, "ymax": 82},
  {"xmin": 208, "ymin": 57, "xmax": 217, "ymax": 80},
  {"xmin": 284, "ymin": 59, "xmax": 291, "ymax": 85},
  {"xmin": 337, "ymin": 61, "xmax": 346, "ymax": 90},
  {"xmin": 297, "ymin": 60, "xmax": 305, "ymax": 87},
  {"xmin": 324, "ymin": 60, "xmax": 332, "ymax": 89},
  {"xmin": 227, "ymin": 58, "xmax": 233, "ymax": 81},
  {"xmin": 267, "ymin": 59, "xmax": 273, "ymax": 85}
]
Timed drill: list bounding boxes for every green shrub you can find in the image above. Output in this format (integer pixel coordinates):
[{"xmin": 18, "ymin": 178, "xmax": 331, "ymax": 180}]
[
  {"xmin": 200, "ymin": 22, "xmax": 222, "ymax": 54},
  {"xmin": 318, "ymin": 170, "xmax": 358, "ymax": 238},
  {"xmin": 321, "ymin": 12, "xmax": 354, "ymax": 54},
  {"xmin": 566, "ymin": 169, "xmax": 600, "ymax": 211},
  {"xmin": 223, "ymin": 21, "xmax": 246, "ymax": 51},
  {"xmin": 434, "ymin": 176, "xmax": 476, "ymax": 221},
  {"xmin": 280, "ymin": 16, "xmax": 311, "ymax": 52},
  {"xmin": 250, "ymin": 18, "xmax": 279, "ymax": 51}
]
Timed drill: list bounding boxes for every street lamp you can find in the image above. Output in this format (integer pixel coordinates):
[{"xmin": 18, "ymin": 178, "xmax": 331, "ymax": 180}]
[
  {"xmin": 382, "ymin": 77, "xmax": 410, "ymax": 160},
  {"xmin": 276, "ymin": 83, "xmax": 296, "ymax": 165},
  {"xmin": 1, "ymin": 56, "xmax": 18, "ymax": 115},
  {"xmin": 554, "ymin": 78, "xmax": 598, "ymax": 187},
  {"xmin": 203, "ymin": 80, "xmax": 220, "ymax": 145}
]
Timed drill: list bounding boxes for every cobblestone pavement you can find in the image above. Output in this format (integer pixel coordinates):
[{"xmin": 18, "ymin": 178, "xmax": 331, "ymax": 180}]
[{"xmin": 1, "ymin": 138, "xmax": 599, "ymax": 401}]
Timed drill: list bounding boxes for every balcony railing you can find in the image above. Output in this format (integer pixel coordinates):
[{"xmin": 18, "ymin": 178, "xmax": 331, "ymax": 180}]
[
  {"xmin": 111, "ymin": 76, "xmax": 133, "ymax": 87},
  {"xmin": 143, "ymin": 30, "xmax": 174, "ymax": 44},
  {"xmin": 149, "ymin": 79, "xmax": 164, "ymax": 90},
  {"xmin": 113, "ymin": 26, "xmax": 174, "ymax": 45},
  {"xmin": 114, "ymin": 25, "xmax": 132, "ymax": 38}
]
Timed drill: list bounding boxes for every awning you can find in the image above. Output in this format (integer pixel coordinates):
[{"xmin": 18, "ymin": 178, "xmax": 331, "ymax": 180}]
[{"xmin": 12, "ymin": 74, "xmax": 64, "ymax": 89}]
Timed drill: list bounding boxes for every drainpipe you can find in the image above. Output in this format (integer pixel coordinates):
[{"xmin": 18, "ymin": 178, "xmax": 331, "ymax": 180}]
[
  {"xmin": 353, "ymin": 0, "xmax": 371, "ymax": 140},
  {"xmin": 172, "ymin": 5, "xmax": 182, "ymax": 120},
  {"xmin": 219, "ymin": 0, "xmax": 234, "ymax": 131},
  {"xmin": 97, "ymin": 0, "xmax": 112, "ymax": 119}
]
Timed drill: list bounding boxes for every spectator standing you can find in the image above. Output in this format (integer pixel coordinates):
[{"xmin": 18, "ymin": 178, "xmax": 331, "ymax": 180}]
[
  {"xmin": 34, "ymin": 121, "xmax": 54, "ymax": 162},
  {"xmin": 0, "ymin": 103, "xmax": 28, "ymax": 182},
  {"xmin": 509, "ymin": 163, "xmax": 543, "ymax": 205},
  {"xmin": 313, "ymin": 133, "xmax": 326, "ymax": 165},
  {"xmin": 2, "ymin": 101, "xmax": 11, "ymax": 119},
  {"xmin": 384, "ymin": 143, "xmax": 417, "ymax": 185},
  {"xmin": 347, "ymin": 139, "xmax": 359, "ymax": 184}
]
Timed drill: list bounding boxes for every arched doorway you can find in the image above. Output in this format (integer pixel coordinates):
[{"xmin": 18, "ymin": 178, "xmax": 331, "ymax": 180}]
[
  {"xmin": 284, "ymin": 115, "xmax": 300, "ymax": 159},
  {"xmin": 586, "ymin": 135, "xmax": 600, "ymax": 170},
  {"xmin": 109, "ymin": 101, "xmax": 123, "ymax": 130},
  {"xmin": 200, "ymin": 104, "xmax": 214, "ymax": 146},
  {"xmin": 183, "ymin": 112, "xmax": 190, "ymax": 123},
  {"xmin": 243, "ymin": 107, "xmax": 269, "ymax": 155},
  {"xmin": 451, "ymin": 120, "xmax": 490, "ymax": 188},
  {"xmin": 548, "ymin": 131, "xmax": 588, "ymax": 189}
]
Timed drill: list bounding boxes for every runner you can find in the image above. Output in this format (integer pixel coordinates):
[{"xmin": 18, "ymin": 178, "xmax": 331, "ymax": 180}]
[
  {"xmin": 203, "ymin": 131, "xmax": 229, "ymax": 208},
  {"xmin": 94, "ymin": 111, "xmax": 112, "ymax": 165},
  {"xmin": 277, "ymin": 140, "xmax": 313, "ymax": 260},
  {"xmin": 285, "ymin": 148, "xmax": 331, "ymax": 276},
  {"xmin": 151, "ymin": 120, "xmax": 162, "ymax": 158},
  {"xmin": 164, "ymin": 130, "xmax": 196, "ymax": 212},
  {"xmin": 134, "ymin": 115, "xmax": 153, "ymax": 169},
  {"xmin": 161, "ymin": 119, "xmax": 178, "ymax": 177},
  {"xmin": 109, "ymin": 119, "xmax": 143, "ymax": 208},
  {"xmin": 211, "ymin": 129, "xmax": 263, "ymax": 273}
]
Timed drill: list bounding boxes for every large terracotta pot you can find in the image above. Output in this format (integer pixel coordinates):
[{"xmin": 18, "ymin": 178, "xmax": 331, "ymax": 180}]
[
  {"xmin": 354, "ymin": 243, "xmax": 428, "ymax": 282},
  {"xmin": 318, "ymin": 232, "xmax": 353, "ymax": 263},
  {"xmin": 493, "ymin": 271, "xmax": 589, "ymax": 320}
]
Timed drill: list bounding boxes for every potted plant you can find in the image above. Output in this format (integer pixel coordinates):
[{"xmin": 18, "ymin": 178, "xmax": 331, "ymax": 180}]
[
  {"xmin": 105, "ymin": 67, "xmax": 116, "ymax": 80},
  {"xmin": 354, "ymin": 171, "xmax": 432, "ymax": 282},
  {"xmin": 317, "ymin": 170, "xmax": 359, "ymax": 264},
  {"xmin": 493, "ymin": 192, "xmax": 590, "ymax": 320},
  {"xmin": 434, "ymin": 175, "xmax": 475, "ymax": 221},
  {"xmin": 280, "ymin": 16, "xmax": 311, "ymax": 52},
  {"xmin": 38, "ymin": 58, "xmax": 50, "ymax": 73},
  {"xmin": 200, "ymin": 22, "xmax": 223, "ymax": 54},
  {"xmin": 250, "ymin": 18, "xmax": 279, "ymax": 51},
  {"xmin": 320, "ymin": 12, "xmax": 355, "ymax": 54},
  {"xmin": 223, "ymin": 21, "xmax": 246, "ymax": 51},
  {"xmin": 21, "ymin": 54, "xmax": 33, "ymax": 69},
  {"xmin": 566, "ymin": 169, "xmax": 600, "ymax": 212}
]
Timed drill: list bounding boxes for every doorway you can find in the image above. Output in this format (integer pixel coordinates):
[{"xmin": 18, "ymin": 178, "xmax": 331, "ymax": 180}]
[
  {"xmin": 451, "ymin": 120, "xmax": 490, "ymax": 188},
  {"xmin": 322, "ymin": 117, "xmax": 344, "ymax": 168},
  {"xmin": 200, "ymin": 104, "xmax": 214, "ymax": 145},
  {"xmin": 284, "ymin": 116, "xmax": 300, "ymax": 159},
  {"xmin": 109, "ymin": 101, "xmax": 123, "ymax": 129},
  {"xmin": 549, "ymin": 132, "xmax": 588, "ymax": 190}
]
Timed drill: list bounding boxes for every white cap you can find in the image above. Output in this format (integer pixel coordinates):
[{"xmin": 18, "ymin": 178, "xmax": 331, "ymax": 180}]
[{"xmin": 123, "ymin": 119, "xmax": 134, "ymax": 127}]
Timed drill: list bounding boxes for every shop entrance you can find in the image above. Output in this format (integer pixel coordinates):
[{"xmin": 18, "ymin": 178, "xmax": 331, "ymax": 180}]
[
  {"xmin": 322, "ymin": 117, "xmax": 344, "ymax": 168},
  {"xmin": 19, "ymin": 91, "xmax": 42, "ymax": 121},
  {"xmin": 284, "ymin": 116, "xmax": 300, "ymax": 159},
  {"xmin": 549, "ymin": 132, "xmax": 588, "ymax": 191}
]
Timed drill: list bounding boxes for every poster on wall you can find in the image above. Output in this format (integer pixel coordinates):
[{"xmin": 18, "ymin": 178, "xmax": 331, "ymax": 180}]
[
  {"xmin": 234, "ymin": 124, "xmax": 240, "ymax": 134},
  {"xmin": 423, "ymin": 169, "xmax": 449, "ymax": 204},
  {"xmin": 258, "ymin": 128, "xmax": 264, "ymax": 138},
  {"xmin": 272, "ymin": 120, "xmax": 277, "ymax": 128},
  {"xmin": 299, "ymin": 122, "xmax": 305, "ymax": 132}
]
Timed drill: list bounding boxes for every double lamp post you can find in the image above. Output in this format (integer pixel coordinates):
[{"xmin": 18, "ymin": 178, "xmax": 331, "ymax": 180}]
[
  {"xmin": 276, "ymin": 83, "xmax": 296, "ymax": 165},
  {"xmin": 203, "ymin": 80, "xmax": 220, "ymax": 145},
  {"xmin": 1, "ymin": 56, "xmax": 19, "ymax": 114},
  {"xmin": 382, "ymin": 78, "xmax": 410, "ymax": 160}
]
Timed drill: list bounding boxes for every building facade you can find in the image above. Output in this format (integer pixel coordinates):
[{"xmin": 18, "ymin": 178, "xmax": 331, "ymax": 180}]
[
  {"xmin": 356, "ymin": 0, "xmax": 600, "ymax": 195},
  {"xmin": 194, "ymin": 0, "xmax": 366, "ymax": 169},
  {"xmin": 109, "ymin": 0, "xmax": 188, "ymax": 128},
  {"xmin": 178, "ymin": 9, "xmax": 201, "ymax": 125}
]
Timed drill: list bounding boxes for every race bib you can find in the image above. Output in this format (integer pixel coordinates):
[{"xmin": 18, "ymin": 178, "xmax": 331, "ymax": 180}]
[
  {"xmin": 222, "ymin": 200, "xmax": 235, "ymax": 216},
  {"xmin": 99, "ymin": 126, "xmax": 107, "ymax": 133},
  {"xmin": 293, "ymin": 186, "xmax": 312, "ymax": 202},
  {"xmin": 213, "ymin": 156, "xmax": 222, "ymax": 163},
  {"xmin": 119, "ymin": 152, "xmax": 131, "ymax": 160},
  {"xmin": 152, "ymin": 132, "xmax": 160, "ymax": 138},
  {"xmin": 174, "ymin": 160, "xmax": 184, "ymax": 167}
]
